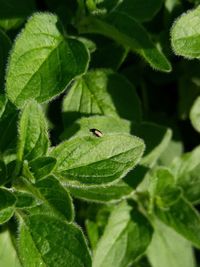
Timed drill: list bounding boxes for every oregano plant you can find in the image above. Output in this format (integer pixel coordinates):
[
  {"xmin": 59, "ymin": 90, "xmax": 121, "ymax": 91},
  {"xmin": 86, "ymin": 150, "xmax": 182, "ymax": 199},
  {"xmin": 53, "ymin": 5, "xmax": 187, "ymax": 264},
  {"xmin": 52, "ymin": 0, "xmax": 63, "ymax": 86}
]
[{"xmin": 0, "ymin": 1, "xmax": 200, "ymax": 267}]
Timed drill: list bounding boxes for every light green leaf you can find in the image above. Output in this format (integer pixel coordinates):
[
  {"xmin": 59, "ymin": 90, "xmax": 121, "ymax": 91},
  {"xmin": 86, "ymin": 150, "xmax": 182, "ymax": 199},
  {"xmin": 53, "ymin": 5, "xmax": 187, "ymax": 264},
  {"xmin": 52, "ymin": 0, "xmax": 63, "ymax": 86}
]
[
  {"xmin": 17, "ymin": 100, "xmax": 50, "ymax": 162},
  {"xmin": 29, "ymin": 156, "xmax": 56, "ymax": 180},
  {"xmin": 0, "ymin": 188, "xmax": 16, "ymax": 224},
  {"xmin": 35, "ymin": 175, "xmax": 74, "ymax": 222},
  {"xmin": 6, "ymin": 12, "xmax": 89, "ymax": 108},
  {"xmin": 50, "ymin": 134, "xmax": 145, "ymax": 186},
  {"xmin": 18, "ymin": 214, "xmax": 92, "ymax": 267},
  {"xmin": 190, "ymin": 96, "xmax": 200, "ymax": 133},
  {"xmin": 155, "ymin": 197, "xmax": 200, "ymax": 248},
  {"xmin": 0, "ymin": 230, "xmax": 22, "ymax": 267},
  {"xmin": 171, "ymin": 145, "xmax": 200, "ymax": 203},
  {"xmin": 147, "ymin": 219, "xmax": 196, "ymax": 267},
  {"xmin": 0, "ymin": 29, "xmax": 11, "ymax": 92},
  {"xmin": 93, "ymin": 201, "xmax": 153, "ymax": 267},
  {"xmin": 171, "ymin": 5, "xmax": 200, "ymax": 58},
  {"xmin": 0, "ymin": 0, "xmax": 36, "ymax": 31},
  {"xmin": 79, "ymin": 13, "xmax": 171, "ymax": 72},
  {"xmin": 62, "ymin": 69, "xmax": 142, "ymax": 126}
]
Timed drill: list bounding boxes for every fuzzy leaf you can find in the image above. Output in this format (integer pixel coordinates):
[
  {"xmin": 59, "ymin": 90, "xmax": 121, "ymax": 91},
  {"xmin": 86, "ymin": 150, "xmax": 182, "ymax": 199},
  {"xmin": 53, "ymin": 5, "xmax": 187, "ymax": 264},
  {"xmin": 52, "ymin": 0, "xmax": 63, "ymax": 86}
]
[
  {"xmin": 29, "ymin": 156, "xmax": 56, "ymax": 180},
  {"xmin": 6, "ymin": 12, "xmax": 89, "ymax": 108},
  {"xmin": 51, "ymin": 134, "xmax": 145, "ymax": 186},
  {"xmin": 79, "ymin": 13, "xmax": 171, "ymax": 72},
  {"xmin": 62, "ymin": 69, "xmax": 142, "ymax": 125},
  {"xmin": 17, "ymin": 100, "xmax": 50, "ymax": 162},
  {"xmin": 18, "ymin": 214, "xmax": 92, "ymax": 267},
  {"xmin": 171, "ymin": 5, "xmax": 200, "ymax": 58},
  {"xmin": 35, "ymin": 175, "xmax": 74, "ymax": 222},
  {"xmin": 0, "ymin": 188, "xmax": 16, "ymax": 224}
]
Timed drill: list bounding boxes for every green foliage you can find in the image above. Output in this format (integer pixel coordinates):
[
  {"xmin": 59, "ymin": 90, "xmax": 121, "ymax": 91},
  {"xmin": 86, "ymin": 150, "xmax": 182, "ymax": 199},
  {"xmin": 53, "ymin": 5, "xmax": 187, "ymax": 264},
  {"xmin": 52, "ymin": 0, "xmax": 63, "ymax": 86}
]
[{"xmin": 0, "ymin": 1, "xmax": 200, "ymax": 266}]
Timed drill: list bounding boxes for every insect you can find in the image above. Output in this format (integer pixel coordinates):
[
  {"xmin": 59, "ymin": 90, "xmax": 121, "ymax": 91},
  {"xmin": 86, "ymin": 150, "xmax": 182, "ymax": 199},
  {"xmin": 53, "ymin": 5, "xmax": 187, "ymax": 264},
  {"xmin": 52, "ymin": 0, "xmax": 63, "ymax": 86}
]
[{"xmin": 89, "ymin": 128, "xmax": 103, "ymax": 137}]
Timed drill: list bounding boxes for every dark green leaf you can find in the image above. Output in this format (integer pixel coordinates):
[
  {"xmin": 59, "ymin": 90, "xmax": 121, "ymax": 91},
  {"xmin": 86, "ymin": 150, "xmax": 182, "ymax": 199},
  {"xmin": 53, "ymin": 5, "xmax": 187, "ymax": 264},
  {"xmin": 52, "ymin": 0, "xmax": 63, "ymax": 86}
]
[
  {"xmin": 0, "ymin": 188, "xmax": 16, "ymax": 224},
  {"xmin": 133, "ymin": 122, "xmax": 172, "ymax": 167},
  {"xmin": 6, "ymin": 12, "xmax": 89, "ymax": 108},
  {"xmin": 14, "ymin": 191, "xmax": 38, "ymax": 209},
  {"xmin": 0, "ymin": 30, "xmax": 11, "ymax": 92},
  {"xmin": 18, "ymin": 214, "xmax": 92, "ymax": 267},
  {"xmin": 79, "ymin": 13, "xmax": 171, "ymax": 72},
  {"xmin": 62, "ymin": 69, "xmax": 142, "ymax": 126},
  {"xmin": 0, "ymin": 0, "xmax": 36, "ymax": 31},
  {"xmin": 35, "ymin": 175, "xmax": 74, "ymax": 222},
  {"xmin": 0, "ymin": 100, "xmax": 18, "ymax": 153},
  {"xmin": 29, "ymin": 156, "xmax": 56, "ymax": 180}
]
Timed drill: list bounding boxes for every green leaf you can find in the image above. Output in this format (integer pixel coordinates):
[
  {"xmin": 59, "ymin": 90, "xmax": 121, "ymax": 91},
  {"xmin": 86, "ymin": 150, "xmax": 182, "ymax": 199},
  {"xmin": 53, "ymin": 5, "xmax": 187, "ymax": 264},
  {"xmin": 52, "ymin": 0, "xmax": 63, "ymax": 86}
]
[
  {"xmin": 62, "ymin": 69, "xmax": 142, "ymax": 126},
  {"xmin": 14, "ymin": 191, "xmax": 38, "ymax": 209},
  {"xmin": 190, "ymin": 96, "xmax": 200, "ymax": 133},
  {"xmin": 133, "ymin": 122, "xmax": 172, "ymax": 167},
  {"xmin": 79, "ymin": 13, "xmax": 171, "ymax": 72},
  {"xmin": 149, "ymin": 167, "xmax": 181, "ymax": 209},
  {"xmin": 171, "ymin": 146, "xmax": 200, "ymax": 203},
  {"xmin": 0, "ymin": 100, "xmax": 18, "ymax": 153},
  {"xmin": 6, "ymin": 12, "xmax": 89, "ymax": 108},
  {"xmin": 35, "ymin": 175, "xmax": 74, "ymax": 222},
  {"xmin": 91, "ymin": 41, "xmax": 127, "ymax": 70},
  {"xmin": 29, "ymin": 156, "xmax": 57, "ymax": 180},
  {"xmin": 0, "ymin": 160, "xmax": 7, "ymax": 185},
  {"xmin": 0, "ymin": 0, "xmax": 36, "ymax": 31},
  {"xmin": 0, "ymin": 230, "xmax": 22, "ymax": 267},
  {"xmin": 0, "ymin": 30, "xmax": 11, "ymax": 92},
  {"xmin": 17, "ymin": 100, "xmax": 50, "ymax": 162},
  {"xmin": 0, "ymin": 188, "xmax": 16, "ymax": 224},
  {"xmin": 61, "ymin": 115, "xmax": 131, "ymax": 140},
  {"xmin": 155, "ymin": 197, "xmax": 200, "ymax": 248},
  {"xmin": 92, "ymin": 0, "xmax": 163, "ymax": 22},
  {"xmin": 171, "ymin": 5, "xmax": 200, "ymax": 58},
  {"xmin": 50, "ymin": 133, "xmax": 145, "ymax": 186},
  {"xmin": 93, "ymin": 201, "xmax": 153, "ymax": 267},
  {"xmin": 147, "ymin": 219, "xmax": 196, "ymax": 267},
  {"xmin": 68, "ymin": 179, "xmax": 135, "ymax": 203},
  {"xmin": 18, "ymin": 214, "xmax": 92, "ymax": 267}
]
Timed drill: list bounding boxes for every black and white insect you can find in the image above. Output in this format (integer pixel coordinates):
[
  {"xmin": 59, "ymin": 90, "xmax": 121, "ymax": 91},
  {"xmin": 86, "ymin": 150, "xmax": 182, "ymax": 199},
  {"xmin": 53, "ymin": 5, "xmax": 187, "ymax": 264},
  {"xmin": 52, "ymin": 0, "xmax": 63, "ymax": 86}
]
[{"xmin": 89, "ymin": 128, "xmax": 103, "ymax": 137}]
